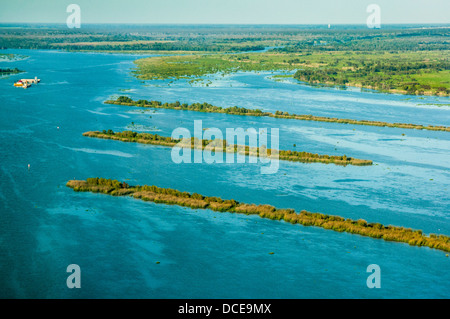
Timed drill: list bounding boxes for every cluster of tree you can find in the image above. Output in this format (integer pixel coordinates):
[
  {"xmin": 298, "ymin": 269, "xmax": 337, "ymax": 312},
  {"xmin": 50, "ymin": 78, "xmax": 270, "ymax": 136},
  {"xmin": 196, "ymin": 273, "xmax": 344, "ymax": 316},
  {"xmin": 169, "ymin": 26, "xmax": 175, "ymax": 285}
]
[
  {"xmin": 54, "ymin": 42, "xmax": 265, "ymax": 52},
  {"xmin": 284, "ymin": 58, "xmax": 306, "ymax": 65},
  {"xmin": 86, "ymin": 177, "xmax": 128, "ymax": 189},
  {"xmin": 116, "ymin": 96, "xmax": 133, "ymax": 103},
  {"xmin": 67, "ymin": 178, "xmax": 450, "ymax": 253},
  {"xmin": 281, "ymin": 150, "xmax": 343, "ymax": 160},
  {"xmin": 99, "ymin": 129, "xmax": 179, "ymax": 144},
  {"xmin": 234, "ymin": 55, "xmax": 251, "ymax": 60},
  {"xmin": 272, "ymin": 28, "xmax": 450, "ymax": 52},
  {"xmin": 293, "ymin": 58, "xmax": 450, "ymax": 95},
  {"xmin": 2, "ymin": 25, "xmax": 448, "ymax": 54},
  {"xmin": 0, "ymin": 67, "xmax": 22, "ymax": 74},
  {"xmin": 278, "ymin": 150, "xmax": 372, "ymax": 166},
  {"xmin": 0, "ymin": 27, "xmax": 266, "ymax": 52},
  {"xmin": 109, "ymin": 96, "xmax": 266, "ymax": 115}
]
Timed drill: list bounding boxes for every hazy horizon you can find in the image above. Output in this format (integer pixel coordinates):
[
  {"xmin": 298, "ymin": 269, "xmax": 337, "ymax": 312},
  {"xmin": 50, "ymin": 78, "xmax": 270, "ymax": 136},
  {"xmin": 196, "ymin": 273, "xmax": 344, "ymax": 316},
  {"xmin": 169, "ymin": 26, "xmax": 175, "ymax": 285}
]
[{"xmin": 1, "ymin": 0, "xmax": 449, "ymax": 25}]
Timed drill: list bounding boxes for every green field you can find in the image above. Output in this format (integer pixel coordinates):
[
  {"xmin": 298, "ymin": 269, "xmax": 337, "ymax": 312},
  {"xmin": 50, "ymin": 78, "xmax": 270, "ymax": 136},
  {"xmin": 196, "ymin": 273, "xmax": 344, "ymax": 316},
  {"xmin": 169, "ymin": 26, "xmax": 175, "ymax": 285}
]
[
  {"xmin": 133, "ymin": 53, "xmax": 298, "ymax": 80},
  {"xmin": 133, "ymin": 50, "xmax": 450, "ymax": 95}
]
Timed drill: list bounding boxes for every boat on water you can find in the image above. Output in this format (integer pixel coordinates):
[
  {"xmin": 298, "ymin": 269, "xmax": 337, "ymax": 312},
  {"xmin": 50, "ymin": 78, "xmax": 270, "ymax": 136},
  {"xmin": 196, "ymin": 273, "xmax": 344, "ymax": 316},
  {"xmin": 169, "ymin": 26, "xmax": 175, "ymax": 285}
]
[
  {"xmin": 14, "ymin": 76, "xmax": 40, "ymax": 88},
  {"xmin": 13, "ymin": 80, "xmax": 30, "ymax": 88}
]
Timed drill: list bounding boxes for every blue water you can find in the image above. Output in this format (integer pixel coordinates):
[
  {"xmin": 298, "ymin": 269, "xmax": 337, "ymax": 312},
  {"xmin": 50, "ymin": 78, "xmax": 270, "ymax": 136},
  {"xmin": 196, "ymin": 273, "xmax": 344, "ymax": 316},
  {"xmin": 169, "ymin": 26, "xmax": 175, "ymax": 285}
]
[{"xmin": 0, "ymin": 49, "xmax": 449, "ymax": 298}]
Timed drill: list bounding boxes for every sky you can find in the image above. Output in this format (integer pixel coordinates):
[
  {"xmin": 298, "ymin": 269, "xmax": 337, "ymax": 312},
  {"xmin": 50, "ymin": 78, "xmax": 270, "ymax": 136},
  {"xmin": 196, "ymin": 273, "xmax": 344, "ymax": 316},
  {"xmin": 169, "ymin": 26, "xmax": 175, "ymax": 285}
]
[{"xmin": 0, "ymin": 0, "xmax": 449, "ymax": 25}]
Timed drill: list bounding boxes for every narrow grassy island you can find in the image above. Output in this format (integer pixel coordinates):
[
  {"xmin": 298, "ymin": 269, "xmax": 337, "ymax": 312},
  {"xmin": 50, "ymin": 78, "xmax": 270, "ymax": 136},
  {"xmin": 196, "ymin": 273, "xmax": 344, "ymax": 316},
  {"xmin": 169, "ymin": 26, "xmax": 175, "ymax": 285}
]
[
  {"xmin": 83, "ymin": 130, "xmax": 373, "ymax": 166},
  {"xmin": 106, "ymin": 96, "xmax": 450, "ymax": 132},
  {"xmin": 67, "ymin": 178, "xmax": 450, "ymax": 253}
]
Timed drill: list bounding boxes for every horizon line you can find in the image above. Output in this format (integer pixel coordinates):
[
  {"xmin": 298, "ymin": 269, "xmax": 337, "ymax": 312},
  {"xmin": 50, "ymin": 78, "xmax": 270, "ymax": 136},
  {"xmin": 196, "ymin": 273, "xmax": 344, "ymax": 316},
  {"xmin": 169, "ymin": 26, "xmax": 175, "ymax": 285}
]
[{"xmin": 1, "ymin": 22, "xmax": 450, "ymax": 26}]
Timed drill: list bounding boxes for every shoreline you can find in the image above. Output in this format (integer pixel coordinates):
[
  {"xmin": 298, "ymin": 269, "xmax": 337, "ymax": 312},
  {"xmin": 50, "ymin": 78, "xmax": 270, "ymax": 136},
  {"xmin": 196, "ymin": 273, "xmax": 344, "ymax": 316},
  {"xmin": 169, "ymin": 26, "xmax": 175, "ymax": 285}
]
[
  {"xmin": 293, "ymin": 78, "xmax": 450, "ymax": 97},
  {"xmin": 292, "ymin": 78, "xmax": 450, "ymax": 97}
]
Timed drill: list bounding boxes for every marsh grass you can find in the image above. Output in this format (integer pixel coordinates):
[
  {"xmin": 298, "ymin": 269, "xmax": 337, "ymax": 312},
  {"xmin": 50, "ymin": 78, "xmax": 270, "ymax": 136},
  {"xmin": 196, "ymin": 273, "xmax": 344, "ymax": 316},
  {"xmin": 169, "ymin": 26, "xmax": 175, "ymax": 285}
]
[
  {"xmin": 83, "ymin": 130, "xmax": 373, "ymax": 166},
  {"xmin": 67, "ymin": 178, "xmax": 450, "ymax": 253},
  {"xmin": 106, "ymin": 97, "xmax": 450, "ymax": 132}
]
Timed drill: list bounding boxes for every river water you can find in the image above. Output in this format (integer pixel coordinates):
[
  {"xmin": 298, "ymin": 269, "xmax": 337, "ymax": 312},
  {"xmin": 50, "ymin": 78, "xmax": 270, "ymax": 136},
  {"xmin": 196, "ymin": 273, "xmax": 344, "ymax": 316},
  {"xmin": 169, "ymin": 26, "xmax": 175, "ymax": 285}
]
[{"xmin": 0, "ymin": 49, "xmax": 449, "ymax": 298}]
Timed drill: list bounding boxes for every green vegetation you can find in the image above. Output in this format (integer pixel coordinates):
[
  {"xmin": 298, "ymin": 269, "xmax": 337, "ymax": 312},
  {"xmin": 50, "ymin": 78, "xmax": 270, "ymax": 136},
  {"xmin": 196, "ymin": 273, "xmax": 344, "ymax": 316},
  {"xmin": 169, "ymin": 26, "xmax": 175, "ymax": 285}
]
[
  {"xmin": 133, "ymin": 50, "xmax": 449, "ymax": 95},
  {"xmin": 3, "ymin": 25, "xmax": 448, "ymax": 53},
  {"xmin": 292, "ymin": 51, "xmax": 450, "ymax": 96},
  {"xmin": 0, "ymin": 25, "xmax": 272, "ymax": 53},
  {"xmin": 0, "ymin": 67, "xmax": 22, "ymax": 75},
  {"xmin": 128, "ymin": 27, "xmax": 449, "ymax": 95},
  {"xmin": 108, "ymin": 96, "xmax": 266, "ymax": 115},
  {"xmin": 3, "ymin": 25, "xmax": 448, "ymax": 95},
  {"xmin": 107, "ymin": 96, "xmax": 450, "ymax": 132},
  {"xmin": 271, "ymin": 27, "xmax": 450, "ymax": 52},
  {"xmin": 83, "ymin": 130, "xmax": 373, "ymax": 166},
  {"xmin": 67, "ymin": 178, "xmax": 450, "ymax": 253},
  {"xmin": 133, "ymin": 53, "xmax": 297, "ymax": 80},
  {"xmin": 0, "ymin": 54, "xmax": 24, "ymax": 76},
  {"xmin": 48, "ymin": 40, "xmax": 264, "ymax": 53},
  {"xmin": 128, "ymin": 31, "xmax": 450, "ymax": 96},
  {"xmin": 270, "ymin": 111, "xmax": 450, "ymax": 131}
]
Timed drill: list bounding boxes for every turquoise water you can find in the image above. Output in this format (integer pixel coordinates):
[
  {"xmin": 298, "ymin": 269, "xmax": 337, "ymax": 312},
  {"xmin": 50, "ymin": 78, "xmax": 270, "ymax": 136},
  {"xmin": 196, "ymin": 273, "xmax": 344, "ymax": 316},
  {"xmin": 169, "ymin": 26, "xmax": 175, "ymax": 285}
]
[{"xmin": 0, "ymin": 49, "xmax": 449, "ymax": 298}]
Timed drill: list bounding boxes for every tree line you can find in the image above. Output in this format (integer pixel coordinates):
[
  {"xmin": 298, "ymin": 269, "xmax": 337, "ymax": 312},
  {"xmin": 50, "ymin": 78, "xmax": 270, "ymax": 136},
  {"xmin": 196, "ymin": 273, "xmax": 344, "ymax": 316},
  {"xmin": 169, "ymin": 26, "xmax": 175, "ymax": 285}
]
[{"xmin": 109, "ymin": 96, "xmax": 450, "ymax": 131}]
